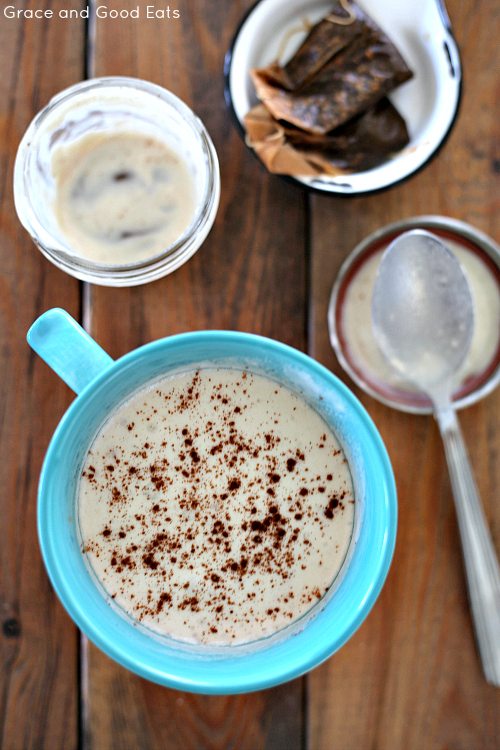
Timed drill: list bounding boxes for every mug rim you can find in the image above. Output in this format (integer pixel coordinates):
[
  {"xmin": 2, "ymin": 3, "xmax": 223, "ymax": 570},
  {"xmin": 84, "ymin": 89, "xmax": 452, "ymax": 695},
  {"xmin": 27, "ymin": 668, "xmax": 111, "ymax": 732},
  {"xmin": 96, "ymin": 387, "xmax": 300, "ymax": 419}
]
[{"xmin": 37, "ymin": 329, "xmax": 397, "ymax": 693}]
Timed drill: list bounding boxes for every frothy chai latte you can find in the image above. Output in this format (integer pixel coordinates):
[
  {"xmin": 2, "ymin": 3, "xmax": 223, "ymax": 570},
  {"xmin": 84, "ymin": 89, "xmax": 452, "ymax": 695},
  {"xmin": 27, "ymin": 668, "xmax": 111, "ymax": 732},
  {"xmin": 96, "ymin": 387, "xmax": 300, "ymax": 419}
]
[{"xmin": 78, "ymin": 368, "xmax": 355, "ymax": 645}]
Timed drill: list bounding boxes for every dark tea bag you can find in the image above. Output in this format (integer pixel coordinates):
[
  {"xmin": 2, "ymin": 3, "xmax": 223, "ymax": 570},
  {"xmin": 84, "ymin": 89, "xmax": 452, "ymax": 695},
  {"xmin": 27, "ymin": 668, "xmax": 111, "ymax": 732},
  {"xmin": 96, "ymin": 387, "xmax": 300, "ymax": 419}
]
[
  {"xmin": 251, "ymin": 0, "xmax": 412, "ymax": 134},
  {"xmin": 245, "ymin": 99, "xmax": 410, "ymax": 176},
  {"xmin": 280, "ymin": 0, "xmax": 366, "ymax": 89},
  {"xmin": 285, "ymin": 98, "xmax": 411, "ymax": 170}
]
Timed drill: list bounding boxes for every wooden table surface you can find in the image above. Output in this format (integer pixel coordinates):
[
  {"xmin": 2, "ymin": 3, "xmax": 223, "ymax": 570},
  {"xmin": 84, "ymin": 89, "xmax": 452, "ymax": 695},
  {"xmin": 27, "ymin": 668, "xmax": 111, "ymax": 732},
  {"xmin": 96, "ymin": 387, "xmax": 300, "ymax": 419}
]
[{"xmin": 1, "ymin": 1, "xmax": 499, "ymax": 748}]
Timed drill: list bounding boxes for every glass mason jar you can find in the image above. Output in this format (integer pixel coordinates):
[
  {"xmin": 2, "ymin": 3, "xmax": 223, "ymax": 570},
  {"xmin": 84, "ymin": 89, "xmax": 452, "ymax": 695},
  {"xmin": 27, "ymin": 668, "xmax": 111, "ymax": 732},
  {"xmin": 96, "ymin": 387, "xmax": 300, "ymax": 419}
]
[{"xmin": 14, "ymin": 77, "xmax": 220, "ymax": 286}]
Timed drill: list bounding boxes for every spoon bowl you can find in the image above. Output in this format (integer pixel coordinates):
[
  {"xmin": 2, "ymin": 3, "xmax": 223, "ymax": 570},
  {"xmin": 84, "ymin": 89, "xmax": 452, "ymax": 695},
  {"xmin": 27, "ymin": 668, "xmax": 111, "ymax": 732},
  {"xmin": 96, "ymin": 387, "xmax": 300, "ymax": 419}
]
[{"xmin": 372, "ymin": 229, "xmax": 474, "ymax": 395}]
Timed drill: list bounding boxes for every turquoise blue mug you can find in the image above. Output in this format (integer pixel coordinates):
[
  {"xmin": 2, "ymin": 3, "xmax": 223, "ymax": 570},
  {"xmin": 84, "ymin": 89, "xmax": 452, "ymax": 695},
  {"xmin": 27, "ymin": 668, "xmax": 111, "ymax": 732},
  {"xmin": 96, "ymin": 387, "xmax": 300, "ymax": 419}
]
[{"xmin": 27, "ymin": 308, "xmax": 397, "ymax": 694}]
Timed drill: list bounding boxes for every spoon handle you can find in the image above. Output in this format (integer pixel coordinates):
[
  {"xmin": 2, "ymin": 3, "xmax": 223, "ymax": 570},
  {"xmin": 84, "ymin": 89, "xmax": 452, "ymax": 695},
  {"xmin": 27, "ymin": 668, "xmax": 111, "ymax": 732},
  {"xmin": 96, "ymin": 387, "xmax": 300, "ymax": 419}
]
[{"xmin": 436, "ymin": 407, "xmax": 500, "ymax": 687}]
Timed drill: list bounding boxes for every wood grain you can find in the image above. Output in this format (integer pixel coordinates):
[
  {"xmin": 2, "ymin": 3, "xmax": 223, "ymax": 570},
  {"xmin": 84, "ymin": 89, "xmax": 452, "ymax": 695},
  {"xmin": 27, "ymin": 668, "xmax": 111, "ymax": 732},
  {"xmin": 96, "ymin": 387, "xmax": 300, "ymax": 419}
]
[
  {"xmin": 0, "ymin": 2, "xmax": 84, "ymax": 748},
  {"xmin": 83, "ymin": 2, "xmax": 307, "ymax": 748},
  {"xmin": 2, "ymin": 0, "xmax": 498, "ymax": 748},
  {"xmin": 307, "ymin": 1, "xmax": 500, "ymax": 748}
]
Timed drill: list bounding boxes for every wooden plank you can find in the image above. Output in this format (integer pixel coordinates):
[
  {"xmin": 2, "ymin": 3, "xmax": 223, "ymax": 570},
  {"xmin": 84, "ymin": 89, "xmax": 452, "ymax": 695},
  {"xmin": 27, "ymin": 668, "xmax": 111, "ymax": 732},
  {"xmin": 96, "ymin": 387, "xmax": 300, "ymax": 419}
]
[
  {"xmin": 307, "ymin": 0, "xmax": 500, "ymax": 748},
  {"xmin": 0, "ymin": 3, "xmax": 84, "ymax": 749},
  {"xmin": 83, "ymin": 2, "xmax": 307, "ymax": 748}
]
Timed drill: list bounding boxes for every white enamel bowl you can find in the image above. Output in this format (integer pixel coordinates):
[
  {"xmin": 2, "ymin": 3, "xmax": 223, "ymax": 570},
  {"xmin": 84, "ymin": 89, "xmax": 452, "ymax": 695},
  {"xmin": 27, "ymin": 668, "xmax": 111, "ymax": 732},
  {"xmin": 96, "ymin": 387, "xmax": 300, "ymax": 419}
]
[{"xmin": 225, "ymin": 0, "xmax": 462, "ymax": 195}]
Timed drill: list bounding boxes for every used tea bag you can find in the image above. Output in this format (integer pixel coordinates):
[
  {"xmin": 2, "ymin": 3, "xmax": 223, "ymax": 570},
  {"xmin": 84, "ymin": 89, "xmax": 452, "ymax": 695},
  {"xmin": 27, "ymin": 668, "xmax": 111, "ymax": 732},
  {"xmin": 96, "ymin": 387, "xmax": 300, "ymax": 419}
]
[
  {"xmin": 246, "ymin": 0, "xmax": 413, "ymax": 175},
  {"xmin": 251, "ymin": 12, "xmax": 412, "ymax": 134},
  {"xmin": 244, "ymin": 104, "xmax": 341, "ymax": 177},
  {"xmin": 245, "ymin": 99, "xmax": 410, "ymax": 176},
  {"xmin": 280, "ymin": 0, "xmax": 366, "ymax": 90}
]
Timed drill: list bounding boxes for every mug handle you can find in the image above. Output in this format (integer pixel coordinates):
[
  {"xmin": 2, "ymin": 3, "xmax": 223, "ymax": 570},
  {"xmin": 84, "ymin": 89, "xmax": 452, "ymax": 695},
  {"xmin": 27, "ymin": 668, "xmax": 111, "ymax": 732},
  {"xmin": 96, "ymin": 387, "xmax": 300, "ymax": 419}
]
[{"xmin": 27, "ymin": 308, "xmax": 114, "ymax": 394}]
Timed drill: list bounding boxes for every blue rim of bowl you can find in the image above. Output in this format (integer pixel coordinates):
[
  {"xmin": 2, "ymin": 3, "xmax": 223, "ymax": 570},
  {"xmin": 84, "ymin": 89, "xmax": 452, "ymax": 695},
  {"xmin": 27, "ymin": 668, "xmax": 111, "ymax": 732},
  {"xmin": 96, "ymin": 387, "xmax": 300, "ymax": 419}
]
[
  {"xmin": 223, "ymin": 0, "xmax": 463, "ymax": 197},
  {"xmin": 37, "ymin": 331, "xmax": 397, "ymax": 693}
]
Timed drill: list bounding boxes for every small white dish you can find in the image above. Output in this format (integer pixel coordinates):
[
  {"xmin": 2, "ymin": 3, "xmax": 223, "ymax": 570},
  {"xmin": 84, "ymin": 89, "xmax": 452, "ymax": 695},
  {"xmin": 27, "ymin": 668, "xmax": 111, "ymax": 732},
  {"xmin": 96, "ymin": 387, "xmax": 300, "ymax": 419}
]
[
  {"xmin": 224, "ymin": 0, "xmax": 462, "ymax": 195},
  {"xmin": 328, "ymin": 216, "xmax": 500, "ymax": 414}
]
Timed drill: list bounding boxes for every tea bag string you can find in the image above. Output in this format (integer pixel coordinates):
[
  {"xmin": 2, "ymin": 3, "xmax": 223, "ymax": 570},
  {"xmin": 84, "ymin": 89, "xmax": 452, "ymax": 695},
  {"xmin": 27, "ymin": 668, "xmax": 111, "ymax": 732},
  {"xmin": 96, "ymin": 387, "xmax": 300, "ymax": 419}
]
[
  {"xmin": 326, "ymin": 0, "xmax": 356, "ymax": 26},
  {"xmin": 277, "ymin": 1, "xmax": 355, "ymax": 64},
  {"xmin": 277, "ymin": 18, "xmax": 312, "ymax": 64}
]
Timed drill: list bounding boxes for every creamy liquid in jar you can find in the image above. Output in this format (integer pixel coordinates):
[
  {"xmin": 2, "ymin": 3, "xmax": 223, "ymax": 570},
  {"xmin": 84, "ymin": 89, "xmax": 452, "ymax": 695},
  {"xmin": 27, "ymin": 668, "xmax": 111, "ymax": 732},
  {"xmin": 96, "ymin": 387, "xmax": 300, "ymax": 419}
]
[
  {"xmin": 342, "ymin": 240, "xmax": 500, "ymax": 391},
  {"xmin": 51, "ymin": 131, "xmax": 197, "ymax": 264},
  {"xmin": 78, "ymin": 368, "xmax": 355, "ymax": 645}
]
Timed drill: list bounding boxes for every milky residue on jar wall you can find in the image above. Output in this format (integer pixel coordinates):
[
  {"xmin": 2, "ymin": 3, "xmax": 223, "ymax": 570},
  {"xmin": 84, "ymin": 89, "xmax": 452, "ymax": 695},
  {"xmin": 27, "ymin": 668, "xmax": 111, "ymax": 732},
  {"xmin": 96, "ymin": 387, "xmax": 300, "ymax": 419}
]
[{"xmin": 51, "ymin": 131, "xmax": 197, "ymax": 264}]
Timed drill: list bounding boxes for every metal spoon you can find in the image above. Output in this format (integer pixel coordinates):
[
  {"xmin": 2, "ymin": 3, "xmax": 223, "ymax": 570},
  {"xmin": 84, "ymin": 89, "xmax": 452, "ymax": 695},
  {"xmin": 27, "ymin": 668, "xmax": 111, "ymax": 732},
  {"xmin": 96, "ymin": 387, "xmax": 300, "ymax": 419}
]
[{"xmin": 372, "ymin": 229, "xmax": 500, "ymax": 687}]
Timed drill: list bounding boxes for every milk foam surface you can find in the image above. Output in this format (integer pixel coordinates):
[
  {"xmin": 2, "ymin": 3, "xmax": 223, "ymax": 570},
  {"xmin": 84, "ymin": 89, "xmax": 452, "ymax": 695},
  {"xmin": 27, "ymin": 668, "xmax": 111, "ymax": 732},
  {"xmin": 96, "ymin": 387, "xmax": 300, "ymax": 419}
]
[{"xmin": 78, "ymin": 368, "xmax": 355, "ymax": 645}]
